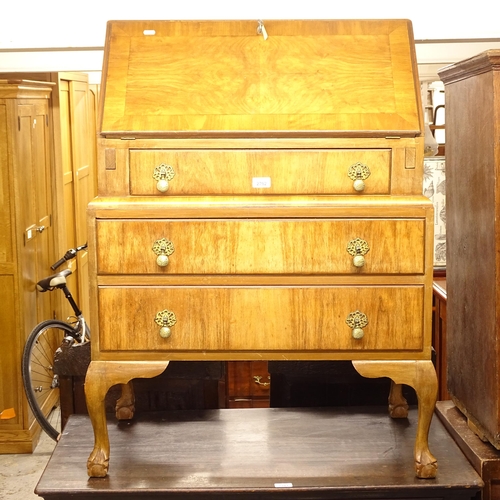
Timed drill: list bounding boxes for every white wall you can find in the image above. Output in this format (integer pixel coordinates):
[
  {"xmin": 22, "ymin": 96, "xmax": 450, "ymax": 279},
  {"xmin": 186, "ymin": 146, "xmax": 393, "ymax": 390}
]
[
  {"xmin": 1, "ymin": 0, "xmax": 500, "ymax": 79},
  {"xmin": 3, "ymin": 0, "xmax": 500, "ymax": 48}
]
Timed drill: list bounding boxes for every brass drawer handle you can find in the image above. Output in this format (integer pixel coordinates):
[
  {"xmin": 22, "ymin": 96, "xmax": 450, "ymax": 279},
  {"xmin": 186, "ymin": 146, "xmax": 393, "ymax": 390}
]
[
  {"xmin": 154, "ymin": 309, "xmax": 177, "ymax": 338},
  {"xmin": 152, "ymin": 238, "xmax": 175, "ymax": 267},
  {"xmin": 346, "ymin": 238, "xmax": 370, "ymax": 268},
  {"xmin": 347, "ymin": 162, "xmax": 371, "ymax": 192},
  {"xmin": 153, "ymin": 163, "xmax": 175, "ymax": 193},
  {"xmin": 253, "ymin": 375, "xmax": 270, "ymax": 387},
  {"xmin": 346, "ymin": 310, "xmax": 368, "ymax": 340}
]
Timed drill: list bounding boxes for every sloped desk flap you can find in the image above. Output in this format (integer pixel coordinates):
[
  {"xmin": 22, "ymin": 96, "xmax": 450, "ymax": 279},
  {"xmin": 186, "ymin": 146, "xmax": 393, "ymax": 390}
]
[{"xmin": 99, "ymin": 19, "xmax": 423, "ymax": 138}]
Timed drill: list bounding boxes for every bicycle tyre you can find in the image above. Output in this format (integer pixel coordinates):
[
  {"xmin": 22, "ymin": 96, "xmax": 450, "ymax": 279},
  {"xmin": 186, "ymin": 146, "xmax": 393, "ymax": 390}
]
[{"xmin": 22, "ymin": 320, "xmax": 80, "ymax": 441}]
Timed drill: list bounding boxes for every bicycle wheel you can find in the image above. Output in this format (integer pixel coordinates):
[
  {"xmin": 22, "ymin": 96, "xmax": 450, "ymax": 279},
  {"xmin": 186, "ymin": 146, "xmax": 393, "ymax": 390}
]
[{"xmin": 22, "ymin": 320, "xmax": 78, "ymax": 440}]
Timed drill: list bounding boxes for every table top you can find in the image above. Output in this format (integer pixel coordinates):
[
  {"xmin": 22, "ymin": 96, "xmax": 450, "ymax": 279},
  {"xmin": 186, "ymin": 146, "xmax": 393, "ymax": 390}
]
[
  {"xmin": 36, "ymin": 406, "xmax": 482, "ymax": 499},
  {"xmin": 433, "ymin": 278, "xmax": 447, "ymax": 301}
]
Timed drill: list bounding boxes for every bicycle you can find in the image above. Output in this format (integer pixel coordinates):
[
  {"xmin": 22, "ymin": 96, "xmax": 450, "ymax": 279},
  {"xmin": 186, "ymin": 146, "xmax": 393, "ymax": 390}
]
[{"xmin": 22, "ymin": 243, "xmax": 90, "ymax": 441}]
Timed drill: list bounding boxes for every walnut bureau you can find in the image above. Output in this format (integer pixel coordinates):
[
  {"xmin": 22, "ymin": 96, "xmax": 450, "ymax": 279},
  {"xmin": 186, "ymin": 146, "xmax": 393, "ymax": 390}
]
[{"xmin": 85, "ymin": 20, "xmax": 437, "ymax": 479}]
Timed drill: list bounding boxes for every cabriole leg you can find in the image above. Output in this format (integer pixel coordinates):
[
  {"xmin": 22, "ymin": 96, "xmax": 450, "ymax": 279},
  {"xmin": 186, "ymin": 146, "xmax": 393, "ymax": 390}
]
[
  {"xmin": 115, "ymin": 382, "xmax": 135, "ymax": 420},
  {"xmin": 84, "ymin": 360, "xmax": 169, "ymax": 477},
  {"xmin": 352, "ymin": 360, "xmax": 438, "ymax": 479},
  {"xmin": 388, "ymin": 381, "xmax": 409, "ymax": 418}
]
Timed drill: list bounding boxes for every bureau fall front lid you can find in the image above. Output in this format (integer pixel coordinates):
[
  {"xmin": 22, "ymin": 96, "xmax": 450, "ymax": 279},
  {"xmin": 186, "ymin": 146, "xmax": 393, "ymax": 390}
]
[{"xmin": 99, "ymin": 19, "xmax": 423, "ymax": 138}]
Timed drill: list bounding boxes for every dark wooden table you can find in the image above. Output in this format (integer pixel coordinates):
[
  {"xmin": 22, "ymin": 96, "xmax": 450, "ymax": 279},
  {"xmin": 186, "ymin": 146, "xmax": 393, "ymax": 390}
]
[
  {"xmin": 36, "ymin": 406, "xmax": 483, "ymax": 500},
  {"xmin": 436, "ymin": 400, "xmax": 500, "ymax": 500}
]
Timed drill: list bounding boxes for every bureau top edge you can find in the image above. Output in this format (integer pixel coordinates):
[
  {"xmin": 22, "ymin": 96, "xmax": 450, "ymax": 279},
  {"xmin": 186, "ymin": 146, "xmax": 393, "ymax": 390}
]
[{"xmin": 99, "ymin": 130, "xmax": 423, "ymax": 141}]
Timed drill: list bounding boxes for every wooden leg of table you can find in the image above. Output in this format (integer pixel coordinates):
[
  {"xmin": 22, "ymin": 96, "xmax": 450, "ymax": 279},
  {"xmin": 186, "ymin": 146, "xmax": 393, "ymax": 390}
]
[
  {"xmin": 352, "ymin": 360, "xmax": 438, "ymax": 479},
  {"xmin": 84, "ymin": 360, "xmax": 169, "ymax": 478},
  {"xmin": 388, "ymin": 382, "xmax": 409, "ymax": 418},
  {"xmin": 115, "ymin": 382, "xmax": 135, "ymax": 420}
]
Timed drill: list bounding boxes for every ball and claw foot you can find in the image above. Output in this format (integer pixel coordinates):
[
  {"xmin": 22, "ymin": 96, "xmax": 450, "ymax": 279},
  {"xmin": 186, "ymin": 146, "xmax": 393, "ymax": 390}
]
[
  {"xmin": 389, "ymin": 402, "xmax": 409, "ymax": 419},
  {"xmin": 415, "ymin": 448, "xmax": 438, "ymax": 479},
  {"xmin": 115, "ymin": 403, "xmax": 135, "ymax": 420},
  {"xmin": 416, "ymin": 460, "xmax": 438, "ymax": 479},
  {"xmin": 115, "ymin": 382, "xmax": 135, "ymax": 420},
  {"xmin": 87, "ymin": 449, "xmax": 109, "ymax": 478}
]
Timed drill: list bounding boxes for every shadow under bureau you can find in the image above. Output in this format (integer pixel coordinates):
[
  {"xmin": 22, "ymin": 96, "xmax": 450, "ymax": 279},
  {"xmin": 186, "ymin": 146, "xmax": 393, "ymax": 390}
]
[{"xmin": 85, "ymin": 19, "xmax": 437, "ymax": 479}]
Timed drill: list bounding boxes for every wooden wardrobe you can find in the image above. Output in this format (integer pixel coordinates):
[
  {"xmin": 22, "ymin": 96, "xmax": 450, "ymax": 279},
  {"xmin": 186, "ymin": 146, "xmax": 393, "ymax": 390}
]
[
  {"xmin": 0, "ymin": 80, "xmax": 55, "ymax": 452},
  {"xmin": 0, "ymin": 71, "xmax": 99, "ymax": 321},
  {"xmin": 0, "ymin": 73, "xmax": 98, "ymax": 453}
]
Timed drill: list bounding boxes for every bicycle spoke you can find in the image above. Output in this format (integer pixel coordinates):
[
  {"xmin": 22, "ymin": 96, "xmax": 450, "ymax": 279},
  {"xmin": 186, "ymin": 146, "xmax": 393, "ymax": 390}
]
[
  {"xmin": 22, "ymin": 246, "xmax": 88, "ymax": 442},
  {"xmin": 22, "ymin": 321, "xmax": 74, "ymax": 440}
]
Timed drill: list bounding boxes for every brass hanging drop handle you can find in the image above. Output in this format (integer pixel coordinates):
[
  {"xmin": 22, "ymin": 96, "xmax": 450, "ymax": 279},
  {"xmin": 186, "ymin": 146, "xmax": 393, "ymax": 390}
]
[
  {"xmin": 346, "ymin": 310, "xmax": 368, "ymax": 340},
  {"xmin": 153, "ymin": 163, "xmax": 175, "ymax": 193},
  {"xmin": 154, "ymin": 309, "xmax": 177, "ymax": 339},
  {"xmin": 346, "ymin": 238, "xmax": 370, "ymax": 268},
  {"xmin": 253, "ymin": 375, "xmax": 270, "ymax": 387},
  {"xmin": 152, "ymin": 238, "xmax": 175, "ymax": 267},
  {"xmin": 347, "ymin": 162, "xmax": 371, "ymax": 192}
]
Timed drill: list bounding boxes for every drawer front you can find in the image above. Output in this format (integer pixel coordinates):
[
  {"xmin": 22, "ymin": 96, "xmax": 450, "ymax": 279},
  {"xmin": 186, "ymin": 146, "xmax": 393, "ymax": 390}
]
[
  {"xmin": 98, "ymin": 286, "xmax": 424, "ymax": 352},
  {"xmin": 96, "ymin": 218, "xmax": 425, "ymax": 275},
  {"xmin": 129, "ymin": 149, "xmax": 391, "ymax": 196}
]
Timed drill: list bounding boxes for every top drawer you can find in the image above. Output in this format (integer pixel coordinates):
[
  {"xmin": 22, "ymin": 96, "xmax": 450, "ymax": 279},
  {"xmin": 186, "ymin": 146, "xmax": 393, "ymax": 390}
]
[{"xmin": 129, "ymin": 149, "xmax": 391, "ymax": 196}]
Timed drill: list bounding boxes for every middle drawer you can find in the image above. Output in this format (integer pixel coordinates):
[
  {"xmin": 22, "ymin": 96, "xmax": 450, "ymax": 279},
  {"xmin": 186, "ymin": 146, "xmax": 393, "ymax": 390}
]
[{"xmin": 96, "ymin": 218, "xmax": 425, "ymax": 275}]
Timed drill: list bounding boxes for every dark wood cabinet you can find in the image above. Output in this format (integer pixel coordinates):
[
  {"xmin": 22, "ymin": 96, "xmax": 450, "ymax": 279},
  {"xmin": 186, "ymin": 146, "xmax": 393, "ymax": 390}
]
[
  {"xmin": 439, "ymin": 50, "xmax": 500, "ymax": 448},
  {"xmin": 226, "ymin": 361, "xmax": 270, "ymax": 408},
  {"xmin": 433, "ymin": 278, "xmax": 449, "ymax": 401}
]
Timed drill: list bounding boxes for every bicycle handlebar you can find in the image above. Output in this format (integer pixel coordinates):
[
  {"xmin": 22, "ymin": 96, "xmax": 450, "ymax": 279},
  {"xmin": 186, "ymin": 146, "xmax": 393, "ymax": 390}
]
[{"xmin": 50, "ymin": 243, "xmax": 88, "ymax": 270}]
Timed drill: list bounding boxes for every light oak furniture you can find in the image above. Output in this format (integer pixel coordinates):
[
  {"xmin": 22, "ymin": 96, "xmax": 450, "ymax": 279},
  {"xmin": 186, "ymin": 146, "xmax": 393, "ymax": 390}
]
[
  {"xmin": 0, "ymin": 80, "xmax": 55, "ymax": 452},
  {"xmin": 0, "ymin": 73, "xmax": 99, "ymax": 453},
  {"xmin": 0, "ymin": 71, "xmax": 98, "ymax": 322},
  {"xmin": 86, "ymin": 19, "xmax": 437, "ymax": 479},
  {"xmin": 44, "ymin": 71, "xmax": 97, "ymax": 321},
  {"xmin": 439, "ymin": 51, "xmax": 500, "ymax": 448},
  {"xmin": 36, "ymin": 407, "xmax": 482, "ymax": 500}
]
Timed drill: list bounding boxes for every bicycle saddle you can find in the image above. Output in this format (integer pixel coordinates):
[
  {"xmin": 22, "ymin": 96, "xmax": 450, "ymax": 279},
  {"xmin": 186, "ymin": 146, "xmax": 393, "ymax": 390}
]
[{"xmin": 37, "ymin": 269, "xmax": 72, "ymax": 292}]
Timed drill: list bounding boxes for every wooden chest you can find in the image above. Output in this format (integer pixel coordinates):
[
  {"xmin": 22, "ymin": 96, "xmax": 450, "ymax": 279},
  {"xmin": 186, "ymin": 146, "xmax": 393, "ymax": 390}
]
[
  {"xmin": 439, "ymin": 51, "xmax": 500, "ymax": 448},
  {"xmin": 86, "ymin": 19, "xmax": 437, "ymax": 479}
]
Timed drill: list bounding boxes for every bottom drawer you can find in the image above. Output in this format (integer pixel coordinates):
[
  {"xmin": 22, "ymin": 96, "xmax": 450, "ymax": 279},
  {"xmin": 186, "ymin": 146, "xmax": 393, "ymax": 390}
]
[{"xmin": 98, "ymin": 286, "xmax": 424, "ymax": 352}]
